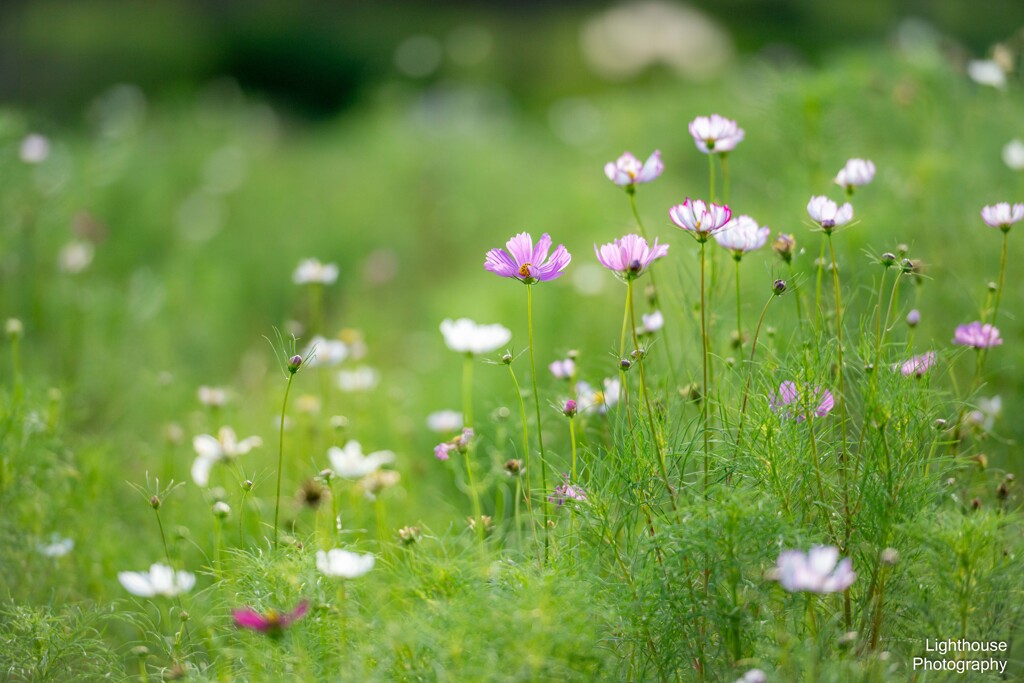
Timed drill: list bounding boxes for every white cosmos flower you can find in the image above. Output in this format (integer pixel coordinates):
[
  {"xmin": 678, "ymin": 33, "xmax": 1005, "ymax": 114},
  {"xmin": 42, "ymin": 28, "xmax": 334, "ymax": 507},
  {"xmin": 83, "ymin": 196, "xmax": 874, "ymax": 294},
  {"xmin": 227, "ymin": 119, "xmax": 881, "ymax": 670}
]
[
  {"xmin": 426, "ymin": 410, "xmax": 463, "ymax": 433},
  {"xmin": 58, "ymin": 241, "xmax": 94, "ymax": 274},
  {"xmin": 191, "ymin": 427, "xmax": 263, "ymax": 487},
  {"xmin": 640, "ymin": 310, "xmax": 664, "ymax": 334},
  {"xmin": 197, "ymin": 386, "xmax": 229, "ymax": 407},
  {"xmin": 806, "ymin": 196, "xmax": 853, "ymax": 231},
  {"xmin": 575, "ymin": 378, "xmax": 621, "ymax": 414},
  {"xmin": 713, "ymin": 215, "xmax": 770, "ymax": 256},
  {"xmin": 1002, "ymin": 139, "xmax": 1024, "ymax": 171},
  {"xmin": 834, "ymin": 158, "xmax": 876, "ymax": 190},
  {"xmin": 967, "ymin": 59, "xmax": 1007, "ymax": 88},
  {"xmin": 776, "ymin": 546, "xmax": 856, "ymax": 594},
  {"xmin": 439, "ymin": 318, "xmax": 512, "ymax": 355},
  {"xmin": 38, "ymin": 534, "xmax": 74, "ymax": 558},
  {"xmin": 327, "ymin": 440, "xmax": 395, "ymax": 479},
  {"xmin": 301, "ymin": 335, "xmax": 349, "ymax": 368},
  {"xmin": 293, "ymin": 258, "xmax": 339, "ymax": 285},
  {"xmin": 316, "ymin": 549, "xmax": 375, "ymax": 578},
  {"xmin": 337, "ymin": 366, "xmax": 379, "ymax": 392},
  {"xmin": 118, "ymin": 563, "xmax": 196, "ymax": 597}
]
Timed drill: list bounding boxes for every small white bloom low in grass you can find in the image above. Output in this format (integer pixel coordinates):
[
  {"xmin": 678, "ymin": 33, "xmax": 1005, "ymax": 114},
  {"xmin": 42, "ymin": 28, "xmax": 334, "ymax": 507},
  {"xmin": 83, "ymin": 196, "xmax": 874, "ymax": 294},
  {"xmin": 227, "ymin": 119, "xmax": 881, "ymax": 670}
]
[
  {"xmin": 316, "ymin": 549, "xmax": 375, "ymax": 579},
  {"xmin": 426, "ymin": 410, "xmax": 462, "ymax": 433},
  {"xmin": 337, "ymin": 366, "xmax": 379, "ymax": 392},
  {"xmin": 775, "ymin": 546, "xmax": 856, "ymax": 594},
  {"xmin": 118, "ymin": 563, "xmax": 196, "ymax": 597},
  {"xmin": 293, "ymin": 258, "xmax": 339, "ymax": 285},
  {"xmin": 327, "ymin": 440, "xmax": 395, "ymax": 479},
  {"xmin": 440, "ymin": 318, "xmax": 512, "ymax": 355},
  {"xmin": 37, "ymin": 534, "xmax": 74, "ymax": 558},
  {"xmin": 301, "ymin": 335, "xmax": 349, "ymax": 368}
]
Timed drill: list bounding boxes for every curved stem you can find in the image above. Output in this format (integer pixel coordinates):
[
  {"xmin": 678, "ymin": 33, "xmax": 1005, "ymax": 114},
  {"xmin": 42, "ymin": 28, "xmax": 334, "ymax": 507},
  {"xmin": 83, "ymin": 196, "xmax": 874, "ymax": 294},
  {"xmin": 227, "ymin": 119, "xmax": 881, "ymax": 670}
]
[{"xmin": 274, "ymin": 372, "xmax": 296, "ymax": 547}]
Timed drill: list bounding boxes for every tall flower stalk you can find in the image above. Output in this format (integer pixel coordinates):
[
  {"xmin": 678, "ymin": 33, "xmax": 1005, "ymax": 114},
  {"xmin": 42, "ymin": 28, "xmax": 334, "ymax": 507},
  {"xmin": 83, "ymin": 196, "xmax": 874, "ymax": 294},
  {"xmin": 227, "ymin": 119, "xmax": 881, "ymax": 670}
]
[{"xmin": 274, "ymin": 353, "xmax": 302, "ymax": 547}]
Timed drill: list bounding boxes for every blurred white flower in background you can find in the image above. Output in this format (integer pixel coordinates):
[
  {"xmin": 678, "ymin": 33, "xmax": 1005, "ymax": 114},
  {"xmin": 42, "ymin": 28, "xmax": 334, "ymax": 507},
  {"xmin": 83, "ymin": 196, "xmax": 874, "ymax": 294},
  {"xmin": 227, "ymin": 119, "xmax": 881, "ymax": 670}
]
[
  {"xmin": 1003, "ymin": 139, "xmax": 1024, "ymax": 171},
  {"xmin": 38, "ymin": 534, "xmax": 74, "ymax": 558},
  {"xmin": 426, "ymin": 410, "xmax": 463, "ymax": 433},
  {"xmin": 301, "ymin": 335, "xmax": 349, "ymax": 368},
  {"xmin": 58, "ymin": 241, "xmax": 94, "ymax": 274},
  {"xmin": 967, "ymin": 59, "xmax": 1007, "ymax": 88},
  {"xmin": 19, "ymin": 134, "xmax": 51, "ymax": 164},
  {"xmin": 118, "ymin": 563, "xmax": 195, "ymax": 597},
  {"xmin": 440, "ymin": 318, "xmax": 511, "ymax": 355},
  {"xmin": 327, "ymin": 440, "xmax": 395, "ymax": 479},
  {"xmin": 293, "ymin": 259, "xmax": 339, "ymax": 285},
  {"xmin": 198, "ymin": 386, "xmax": 229, "ymax": 407},
  {"xmin": 191, "ymin": 427, "xmax": 263, "ymax": 487},
  {"xmin": 580, "ymin": 1, "xmax": 732, "ymax": 81},
  {"xmin": 337, "ymin": 366, "xmax": 379, "ymax": 392},
  {"xmin": 316, "ymin": 549, "xmax": 375, "ymax": 579}
]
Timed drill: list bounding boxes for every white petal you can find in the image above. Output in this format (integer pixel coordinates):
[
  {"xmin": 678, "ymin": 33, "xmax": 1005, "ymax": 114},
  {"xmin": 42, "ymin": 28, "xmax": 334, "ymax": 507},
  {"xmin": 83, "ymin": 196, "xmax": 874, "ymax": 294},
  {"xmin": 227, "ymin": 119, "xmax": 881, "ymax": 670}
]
[
  {"xmin": 192, "ymin": 434, "xmax": 224, "ymax": 460},
  {"xmin": 118, "ymin": 571, "xmax": 156, "ymax": 597}
]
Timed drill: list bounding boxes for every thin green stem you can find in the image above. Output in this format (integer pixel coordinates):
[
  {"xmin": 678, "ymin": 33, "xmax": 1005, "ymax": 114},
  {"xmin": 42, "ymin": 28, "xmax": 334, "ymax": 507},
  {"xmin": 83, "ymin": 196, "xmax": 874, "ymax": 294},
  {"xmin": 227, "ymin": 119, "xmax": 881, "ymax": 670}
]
[
  {"xmin": 734, "ymin": 257, "xmax": 743, "ymax": 352},
  {"xmin": 274, "ymin": 372, "xmax": 296, "ymax": 547},
  {"xmin": 462, "ymin": 355, "xmax": 485, "ymax": 544},
  {"xmin": 507, "ymin": 364, "xmax": 536, "ymax": 530},
  {"xmin": 700, "ymin": 239, "xmax": 711, "ymax": 499},
  {"xmin": 738, "ymin": 290, "xmax": 778, "ymax": 426},
  {"xmin": 526, "ymin": 285, "xmax": 550, "ymax": 559},
  {"xmin": 630, "ymin": 192, "xmax": 676, "ymax": 376},
  {"xmin": 721, "ymin": 153, "xmax": 730, "ymax": 204}
]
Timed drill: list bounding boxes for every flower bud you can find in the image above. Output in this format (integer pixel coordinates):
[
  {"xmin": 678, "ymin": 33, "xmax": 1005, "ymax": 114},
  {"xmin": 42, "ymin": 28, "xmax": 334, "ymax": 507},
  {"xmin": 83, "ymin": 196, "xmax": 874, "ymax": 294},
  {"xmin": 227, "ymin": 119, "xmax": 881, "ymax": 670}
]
[
  {"xmin": 900, "ymin": 259, "xmax": 914, "ymax": 274},
  {"xmin": 896, "ymin": 243, "xmax": 909, "ymax": 257},
  {"xmin": 971, "ymin": 497, "xmax": 982, "ymax": 511},
  {"xmin": 330, "ymin": 415, "xmax": 349, "ymax": 431},
  {"xmin": 242, "ymin": 479, "xmax": 255, "ymax": 492},
  {"xmin": 398, "ymin": 525, "xmax": 421, "ymax": 545},
  {"xmin": 880, "ymin": 252, "xmax": 896, "ymax": 267},
  {"xmin": 630, "ymin": 347, "xmax": 647, "ymax": 360},
  {"xmin": 772, "ymin": 279, "xmax": 787, "ymax": 295},
  {"xmin": 772, "ymin": 234, "xmax": 795, "ymax": 263},
  {"xmin": 501, "ymin": 352, "xmax": 513, "ymax": 365},
  {"xmin": 619, "ymin": 358, "xmax": 632, "ymax": 371},
  {"xmin": 567, "ymin": 349, "xmax": 580, "ymax": 360},
  {"xmin": 906, "ymin": 309, "xmax": 920, "ymax": 327},
  {"xmin": 933, "ymin": 418, "xmax": 947, "ymax": 429},
  {"xmin": 150, "ymin": 495, "xmax": 161, "ymax": 509},
  {"xmin": 563, "ymin": 399, "xmax": 577, "ymax": 417},
  {"xmin": 288, "ymin": 355, "xmax": 303, "ymax": 373},
  {"xmin": 5, "ymin": 318, "xmax": 23, "ymax": 339},
  {"xmin": 504, "ymin": 459, "xmax": 523, "ymax": 475},
  {"xmin": 212, "ymin": 501, "xmax": 231, "ymax": 519}
]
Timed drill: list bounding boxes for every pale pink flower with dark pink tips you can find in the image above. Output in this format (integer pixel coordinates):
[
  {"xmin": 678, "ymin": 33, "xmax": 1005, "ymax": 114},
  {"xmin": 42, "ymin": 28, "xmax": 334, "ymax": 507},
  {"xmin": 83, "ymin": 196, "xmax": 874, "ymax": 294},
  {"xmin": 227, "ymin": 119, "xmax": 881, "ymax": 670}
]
[
  {"xmin": 688, "ymin": 114, "xmax": 744, "ymax": 154},
  {"xmin": 896, "ymin": 352, "xmax": 936, "ymax": 377},
  {"xmin": 594, "ymin": 233, "xmax": 669, "ymax": 280},
  {"xmin": 484, "ymin": 232, "xmax": 571, "ymax": 284},
  {"xmin": 834, "ymin": 159, "xmax": 876, "ymax": 192},
  {"xmin": 713, "ymin": 215, "xmax": 770, "ymax": 257},
  {"xmin": 233, "ymin": 600, "xmax": 309, "ymax": 636},
  {"xmin": 604, "ymin": 150, "xmax": 663, "ymax": 188},
  {"xmin": 806, "ymin": 196, "xmax": 853, "ymax": 232},
  {"xmin": 548, "ymin": 474, "xmax": 587, "ymax": 507},
  {"xmin": 953, "ymin": 321, "xmax": 1002, "ymax": 349},
  {"xmin": 668, "ymin": 198, "xmax": 732, "ymax": 242},
  {"xmin": 770, "ymin": 381, "xmax": 834, "ymax": 422},
  {"xmin": 980, "ymin": 202, "xmax": 1024, "ymax": 232},
  {"xmin": 434, "ymin": 428, "xmax": 474, "ymax": 461}
]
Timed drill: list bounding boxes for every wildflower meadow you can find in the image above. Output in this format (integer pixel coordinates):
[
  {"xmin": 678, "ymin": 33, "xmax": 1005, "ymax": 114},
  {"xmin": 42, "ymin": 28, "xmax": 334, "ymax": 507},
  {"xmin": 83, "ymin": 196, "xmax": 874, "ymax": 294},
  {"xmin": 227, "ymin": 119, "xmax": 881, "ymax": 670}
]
[{"xmin": 2, "ymin": 8, "xmax": 1024, "ymax": 682}]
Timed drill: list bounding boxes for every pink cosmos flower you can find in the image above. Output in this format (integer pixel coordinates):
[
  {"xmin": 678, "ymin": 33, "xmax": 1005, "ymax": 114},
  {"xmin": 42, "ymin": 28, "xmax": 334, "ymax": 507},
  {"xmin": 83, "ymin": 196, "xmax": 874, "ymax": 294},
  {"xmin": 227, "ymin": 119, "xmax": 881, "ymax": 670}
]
[
  {"xmin": 434, "ymin": 428, "xmax": 474, "ymax": 461},
  {"xmin": 604, "ymin": 150, "xmax": 663, "ymax": 188},
  {"xmin": 770, "ymin": 381, "xmax": 834, "ymax": 422},
  {"xmin": 806, "ymin": 196, "xmax": 854, "ymax": 232},
  {"xmin": 485, "ymin": 232, "xmax": 571, "ymax": 284},
  {"xmin": 668, "ymin": 198, "xmax": 732, "ymax": 242},
  {"xmin": 713, "ymin": 215, "xmax": 770, "ymax": 257},
  {"xmin": 834, "ymin": 159, "xmax": 876, "ymax": 191},
  {"xmin": 688, "ymin": 114, "xmax": 745, "ymax": 154},
  {"xmin": 896, "ymin": 351, "xmax": 936, "ymax": 377},
  {"xmin": 776, "ymin": 546, "xmax": 856, "ymax": 594},
  {"xmin": 548, "ymin": 474, "xmax": 587, "ymax": 507},
  {"xmin": 233, "ymin": 600, "xmax": 309, "ymax": 636},
  {"xmin": 953, "ymin": 321, "xmax": 1002, "ymax": 349},
  {"xmin": 980, "ymin": 202, "xmax": 1024, "ymax": 231},
  {"xmin": 594, "ymin": 233, "xmax": 669, "ymax": 279}
]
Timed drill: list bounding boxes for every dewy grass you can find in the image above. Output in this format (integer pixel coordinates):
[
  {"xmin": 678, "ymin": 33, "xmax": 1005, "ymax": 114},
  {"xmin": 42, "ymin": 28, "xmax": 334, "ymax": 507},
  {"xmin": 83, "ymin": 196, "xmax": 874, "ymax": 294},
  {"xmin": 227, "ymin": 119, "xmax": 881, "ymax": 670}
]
[{"xmin": 3, "ymin": 45, "xmax": 1024, "ymax": 682}]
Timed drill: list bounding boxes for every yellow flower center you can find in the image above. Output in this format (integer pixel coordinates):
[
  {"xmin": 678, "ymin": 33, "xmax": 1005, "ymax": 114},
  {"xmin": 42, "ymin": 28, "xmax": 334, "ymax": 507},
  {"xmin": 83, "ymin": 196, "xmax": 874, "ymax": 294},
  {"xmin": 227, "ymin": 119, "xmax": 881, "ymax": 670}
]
[{"xmin": 518, "ymin": 263, "xmax": 533, "ymax": 277}]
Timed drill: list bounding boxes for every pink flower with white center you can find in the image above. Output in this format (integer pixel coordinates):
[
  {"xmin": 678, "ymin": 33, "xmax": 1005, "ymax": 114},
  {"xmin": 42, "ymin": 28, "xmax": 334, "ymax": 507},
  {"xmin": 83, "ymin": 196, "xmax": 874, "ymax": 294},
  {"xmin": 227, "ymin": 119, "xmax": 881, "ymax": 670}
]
[
  {"xmin": 806, "ymin": 196, "xmax": 854, "ymax": 232},
  {"xmin": 980, "ymin": 202, "xmax": 1024, "ymax": 232},
  {"xmin": 594, "ymin": 233, "xmax": 669, "ymax": 280},
  {"xmin": 713, "ymin": 215, "xmax": 770, "ymax": 258},
  {"xmin": 233, "ymin": 600, "xmax": 309, "ymax": 636},
  {"xmin": 688, "ymin": 114, "xmax": 745, "ymax": 154},
  {"xmin": 896, "ymin": 351, "xmax": 936, "ymax": 377},
  {"xmin": 484, "ymin": 232, "xmax": 572, "ymax": 284},
  {"xmin": 549, "ymin": 358, "xmax": 576, "ymax": 380},
  {"xmin": 668, "ymin": 198, "xmax": 732, "ymax": 242},
  {"xmin": 834, "ymin": 158, "xmax": 876, "ymax": 192},
  {"xmin": 770, "ymin": 381, "xmax": 834, "ymax": 422},
  {"xmin": 953, "ymin": 321, "xmax": 1002, "ymax": 349},
  {"xmin": 604, "ymin": 150, "xmax": 663, "ymax": 189},
  {"xmin": 775, "ymin": 546, "xmax": 856, "ymax": 594}
]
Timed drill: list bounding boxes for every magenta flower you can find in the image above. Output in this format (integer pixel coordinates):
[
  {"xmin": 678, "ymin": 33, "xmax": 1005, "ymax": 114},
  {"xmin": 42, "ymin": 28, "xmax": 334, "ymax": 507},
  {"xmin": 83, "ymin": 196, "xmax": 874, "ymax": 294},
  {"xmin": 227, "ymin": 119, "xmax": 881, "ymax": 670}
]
[
  {"xmin": 770, "ymin": 381, "xmax": 834, "ymax": 422},
  {"xmin": 896, "ymin": 351, "xmax": 936, "ymax": 377},
  {"xmin": 594, "ymin": 233, "xmax": 669, "ymax": 279},
  {"xmin": 688, "ymin": 114, "xmax": 745, "ymax": 154},
  {"xmin": 807, "ymin": 196, "xmax": 853, "ymax": 232},
  {"xmin": 713, "ymin": 215, "xmax": 771, "ymax": 257},
  {"xmin": 668, "ymin": 198, "xmax": 732, "ymax": 242},
  {"xmin": 484, "ymin": 232, "xmax": 571, "ymax": 284},
  {"xmin": 604, "ymin": 150, "xmax": 663, "ymax": 189},
  {"xmin": 548, "ymin": 474, "xmax": 586, "ymax": 507},
  {"xmin": 834, "ymin": 159, "xmax": 876, "ymax": 192},
  {"xmin": 233, "ymin": 600, "xmax": 309, "ymax": 636},
  {"xmin": 981, "ymin": 202, "xmax": 1024, "ymax": 232},
  {"xmin": 953, "ymin": 321, "xmax": 1002, "ymax": 349}
]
